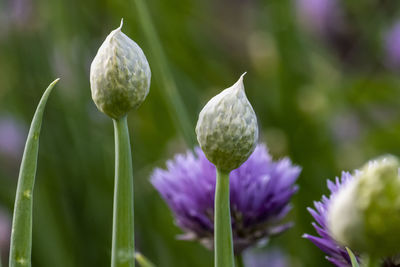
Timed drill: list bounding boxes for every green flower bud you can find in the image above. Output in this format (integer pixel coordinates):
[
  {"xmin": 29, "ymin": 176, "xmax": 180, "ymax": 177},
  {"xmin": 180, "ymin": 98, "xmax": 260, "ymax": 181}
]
[
  {"xmin": 195, "ymin": 73, "xmax": 258, "ymax": 172},
  {"xmin": 90, "ymin": 19, "xmax": 151, "ymax": 119},
  {"xmin": 328, "ymin": 155, "xmax": 400, "ymax": 257}
]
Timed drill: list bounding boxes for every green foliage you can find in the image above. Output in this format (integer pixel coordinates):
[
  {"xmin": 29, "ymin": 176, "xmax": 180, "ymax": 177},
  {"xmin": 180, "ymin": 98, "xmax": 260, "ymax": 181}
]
[
  {"xmin": 9, "ymin": 79, "xmax": 59, "ymax": 267},
  {"xmin": 214, "ymin": 169, "xmax": 234, "ymax": 267},
  {"xmin": 111, "ymin": 117, "xmax": 135, "ymax": 267},
  {"xmin": 1, "ymin": 0, "xmax": 400, "ymax": 266},
  {"xmin": 135, "ymin": 253, "xmax": 155, "ymax": 267},
  {"xmin": 346, "ymin": 247, "xmax": 359, "ymax": 267}
]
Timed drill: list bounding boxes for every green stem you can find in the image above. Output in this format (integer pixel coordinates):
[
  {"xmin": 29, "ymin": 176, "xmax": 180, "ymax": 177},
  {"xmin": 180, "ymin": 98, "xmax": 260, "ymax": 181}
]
[
  {"xmin": 235, "ymin": 254, "xmax": 244, "ymax": 267},
  {"xmin": 9, "ymin": 79, "xmax": 59, "ymax": 267},
  {"xmin": 363, "ymin": 256, "xmax": 380, "ymax": 267},
  {"xmin": 134, "ymin": 253, "xmax": 155, "ymax": 267},
  {"xmin": 132, "ymin": 0, "xmax": 196, "ymax": 147},
  {"xmin": 215, "ymin": 169, "xmax": 235, "ymax": 267},
  {"xmin": 112, "ymin": 116, "xmax": 135, "ymax": 267}
]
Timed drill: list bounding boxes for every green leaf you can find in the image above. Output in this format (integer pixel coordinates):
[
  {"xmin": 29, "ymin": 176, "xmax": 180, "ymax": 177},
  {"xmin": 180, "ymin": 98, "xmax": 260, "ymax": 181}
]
[
  {"xmin": 135, "ymin": 253, "xmax": 155, "ymax": 267},
  {"xmin": 346, "ymin": 247, "xmax": 360, "ymax": 267},
  {"xmin": 9, "ymin": 79, "xmax": 59, "ymax": 267}
]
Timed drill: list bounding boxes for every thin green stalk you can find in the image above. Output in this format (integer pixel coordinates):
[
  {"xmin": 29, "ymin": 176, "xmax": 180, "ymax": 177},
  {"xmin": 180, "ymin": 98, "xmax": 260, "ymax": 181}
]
[
  {"xmin": 112, "ymin": 116, "xmax": 135, "ymax": 267},
  {"xmin": 363, "ymin": 256, "xmax": 380, "ymax": 267},
  {"xmin": 132, "ymin": 0, "xmax": 196, "ymax": 147},
  {"xmin": 9, "ymin": 79, "xmax": 59, "ymax": 267},
  {"xmin": 235, "ymin": 254, "xmax": 244, "ymax": 267},
  {"xmin": 135, "ymin": 253, "xmax": 155, "ymax": 267},
  {"xmin": 215, "ymin": 169, "xmax": 235, "ymax": 267}
]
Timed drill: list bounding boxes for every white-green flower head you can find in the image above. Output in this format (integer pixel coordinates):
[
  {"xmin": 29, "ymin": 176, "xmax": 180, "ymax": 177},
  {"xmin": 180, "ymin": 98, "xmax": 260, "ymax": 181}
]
[
  {"xmin": 90, "ymin": 19, "xmax": 151, "ymax": 119},
  {"xmin": 195, "ymin": 73, "xmax": 258, "ymax": 172},
  {"xmin": 328, "ymin": 155, "xmax": 400, "ymax": 257}
]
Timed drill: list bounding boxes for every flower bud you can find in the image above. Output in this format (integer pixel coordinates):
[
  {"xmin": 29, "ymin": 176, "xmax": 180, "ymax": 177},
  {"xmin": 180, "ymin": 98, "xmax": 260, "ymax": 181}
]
[
  {"xmin": 328, "ymin": 155, "xmax": 400, "ymax": 257},
  {"xmin": 90, "ymin": 19, "xmax": 151, "ymax": 119},
  {"xmin": 195, "ymin": 73, "xmax": 258, "ymax": 172}
]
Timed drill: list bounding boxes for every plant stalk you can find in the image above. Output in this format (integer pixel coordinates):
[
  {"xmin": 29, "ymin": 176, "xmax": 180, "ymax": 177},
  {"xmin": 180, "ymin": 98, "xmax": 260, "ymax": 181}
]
[
  {"xmin": 235, "ymin": 254, "xmax": 244, "ymax": 267},
  {"xmin": 9, "ymin": 79, "xmax": 59, "ymax": 267},
  {"xmin": 132, "ymin": 0, "xmax": 196, "ymax": 147},
  {"xmin": 112, "ymin": 116, "xmax": 135, "ymax": 267},
  {"xmin": 215, "ymin": 169, "xmax": 235, "ymax": 267},
  {"xmin": 363, "ymin": 256, "xmax": 380, "ymax": 267},
  {"xmin": 134, "ymin": 253, "xmax": 155, "ymax": 267}
]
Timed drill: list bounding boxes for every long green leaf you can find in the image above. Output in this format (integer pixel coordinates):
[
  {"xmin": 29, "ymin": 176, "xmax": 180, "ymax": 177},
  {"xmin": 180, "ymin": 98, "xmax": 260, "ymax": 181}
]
[
  {"xmin": 9, "ymin": 79, "xmax": 59, "ymax": 267},
  {"xmin": 346, "ymin": 247, "xmax": 359, "ymax": 267}
]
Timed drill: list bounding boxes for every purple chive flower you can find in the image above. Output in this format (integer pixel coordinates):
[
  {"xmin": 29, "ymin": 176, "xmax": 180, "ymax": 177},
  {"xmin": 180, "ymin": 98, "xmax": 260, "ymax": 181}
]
[
  {"xmin": 243, "ymin": 247, "xmax": 289, "ymax": 267},
  {"xmin": 0, "ymin": 208, "xmax": 11, "ymax": 265},
  {"xmin": 151, "ymin": 144, "xmax": 301, "ymax": 253},
  {"xmin": 303, "ymin": 172, "xmax": 358, "ymax": 267},
  {"xmin": 384, "ymin": 21, "xmax": 400, "ymax": 70},
  {"xmin": 295, "ymin": 0, "xmax": 343, "ymax": 37},
  {"xmin": 0, "ymin": 116, "xmax": 26, "ymax": 160}
]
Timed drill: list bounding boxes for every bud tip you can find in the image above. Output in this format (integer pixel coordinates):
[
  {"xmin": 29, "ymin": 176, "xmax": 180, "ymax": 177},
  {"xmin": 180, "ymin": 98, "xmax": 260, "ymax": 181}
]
[
  {"xmin": 52, "ymin": 78, "xmax": 60, "ymax": 85},
  {"xmin": 119, "ymin": 18, "xmax": 124, "ymax": 30},
  {"xmin": 234, "ymin": 72, "xmax": 247, "ymax": 92}
]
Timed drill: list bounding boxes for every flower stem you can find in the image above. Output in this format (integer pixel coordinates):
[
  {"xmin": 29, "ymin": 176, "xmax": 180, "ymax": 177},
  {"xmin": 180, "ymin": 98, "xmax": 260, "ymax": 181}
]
[
  {"xmin": 131, "ymin": 0, "xmax": 196, "ymax": 147},
  {"xmin": 215, "ymin": 169, "xmax": 235, "ymax": 267},
  {"xmin": 9, "ymin": 79, "xmax": 59, "ymax": 267},
  {"xmin": 363, "ymin": 256, "xmax": 380, "ymax": 267},
  {"xmin": 134, "ymin": 253, "xmax": 155, "ymax": 267},
  {"xmin": 235, "ymin": 254, "xmax": 244, "ymax": 267},
  {"xmin": 112, "ymin": 116, "xmax": 135, "ymax": 267}
]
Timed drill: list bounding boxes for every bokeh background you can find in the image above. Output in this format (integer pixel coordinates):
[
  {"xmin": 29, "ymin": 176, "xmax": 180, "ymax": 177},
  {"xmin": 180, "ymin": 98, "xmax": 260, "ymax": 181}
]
[{"xmin": 1, "ymin": 0, "xmax": 400, "ymax": 266}]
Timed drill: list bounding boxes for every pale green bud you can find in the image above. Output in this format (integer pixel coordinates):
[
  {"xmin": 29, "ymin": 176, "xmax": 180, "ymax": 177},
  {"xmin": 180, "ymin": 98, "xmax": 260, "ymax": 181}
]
[
  {"xmin": 195, "ymin": 73, "xmax": 258, "ymax": 172},
  {"xmin": 90, "ymin": 19, "xmax": 151, "ymax": 119},
  {"xmin": 328, "ymin": 155, "xmax": 400, "ymax": 257},
  {"xmin": 327, "ymin": 177, "xmax": 364, "ymax": 252}
]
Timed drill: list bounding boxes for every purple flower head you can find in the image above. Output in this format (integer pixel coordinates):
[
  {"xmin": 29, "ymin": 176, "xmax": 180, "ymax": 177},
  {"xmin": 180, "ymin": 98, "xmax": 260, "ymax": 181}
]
[
  {"xmin": 384, "ymin": 21, "xmax": 400, "ymax": 70},
  {"xmin": 0, "ymin": 116, "xmax": 26, "ymax": 160},
  {"xmin": 0, "ymin": 208, "xmax": 11, "ymax": 265},
  {"xmin": 295, "ymin": 0, "xmax": 343, "ymax": 37},
  {"xmin": 303, "ymin": 172, "xmax": 358, "ymax": 267},
  {"xmin": 244, "ymin": 247, "xmax": 289, "ymax": 267},
  {"xmin": 151, "ymin": 144, "xmax": 301, "ymax": 253}
]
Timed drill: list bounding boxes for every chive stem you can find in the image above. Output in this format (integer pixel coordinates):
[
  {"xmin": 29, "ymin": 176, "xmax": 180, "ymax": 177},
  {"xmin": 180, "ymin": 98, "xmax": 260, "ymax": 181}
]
[
  {"xmin": 132, "ymin": 0, "xmax": 196, "ymax": 147},
  {"xmin": 235, "ymin": 254, "xmax": 244, "ymax": 267},
  {"xmin": 9, "ymin": 79, "xmax": 59, "ymax": 267},
  {"xmin": 215, "ymin": 168, "xmax": 235, "ymax": 267},
  {"xmin": 134, "ymin": 252, "xmax": 155, "ymax": 267},
  {"xmin": 364, "ymin": 256, "xmax": 380, "ymax": 267},
  {"xmin": 111, "ymin": 116, "xmax": 135, "ymax": 267}
]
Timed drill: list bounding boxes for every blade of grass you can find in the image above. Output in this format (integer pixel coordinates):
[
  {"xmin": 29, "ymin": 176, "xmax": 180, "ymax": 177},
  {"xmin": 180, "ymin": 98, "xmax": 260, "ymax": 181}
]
[
  {"xmin": 112, "ymin": 116, "xmax": 135, "ymax": 267},
  {"xmin": 131, "ymin": 0, "xmax": 196, "ymax": 147},
  {"xmin": 9, "ymin": 79, "xmax": 59, "ymax": 267}
]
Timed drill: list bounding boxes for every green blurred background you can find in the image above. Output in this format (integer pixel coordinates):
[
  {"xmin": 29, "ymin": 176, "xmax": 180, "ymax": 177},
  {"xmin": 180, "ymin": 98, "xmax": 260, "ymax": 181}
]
[{"xmin": 1, "ymin": 0, "xmax": 400, "ymax": 266}]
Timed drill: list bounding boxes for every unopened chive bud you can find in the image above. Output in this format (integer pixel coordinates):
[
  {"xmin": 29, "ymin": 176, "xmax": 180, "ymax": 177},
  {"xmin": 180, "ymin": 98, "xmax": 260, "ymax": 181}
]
[
  {"xmin": 90, "ymin": 19, "xmax": 151, "ymax": 119},
  {"xmin": 195, "ymin": 73, "xmax": 258, "ymax": 172},
  {"xmin": 328, "ymin": 155, "xmax": 400, "ymax": 257},
  {"xmin": 327, "ymin": 176, "xmax": 363, "ymax": 253}
]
